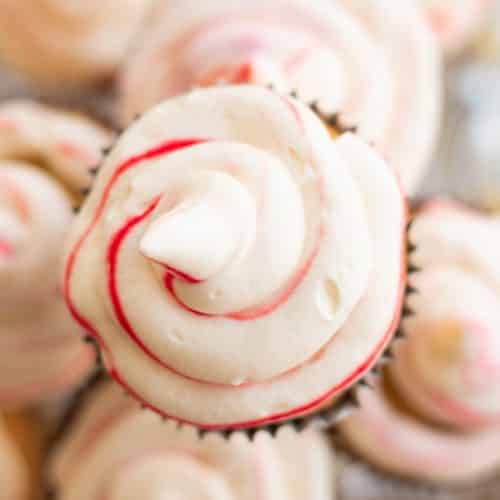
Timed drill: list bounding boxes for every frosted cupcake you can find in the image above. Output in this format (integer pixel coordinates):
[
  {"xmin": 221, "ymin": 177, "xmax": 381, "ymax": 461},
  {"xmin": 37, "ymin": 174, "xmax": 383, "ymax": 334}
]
[
  {"xmin": 0, "ymin": 100, "xmax": 110, "ymax": 408},
  {"xmin": 119, "ymin": 0, "xmax": 441, "ymax": 194},
  {"xmin": 48, "ymin": 379, "xmax": 335, "ymax": 499},
  {"xmin": 64, "ymin": 85, "xmax": 407, "ymax": 432},
  {"xmin": 0, "ymin": 1, "xmax": 152, "ymax": 87},
  {"xmin": 339, "ymin": 199, "xmax": 500, "ymax": 483}
]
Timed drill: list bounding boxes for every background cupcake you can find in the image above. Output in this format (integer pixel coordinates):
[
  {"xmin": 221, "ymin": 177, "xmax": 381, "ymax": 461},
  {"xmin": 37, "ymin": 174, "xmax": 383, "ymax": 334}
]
[
  {"xmin": 0, "ymin": 0, "xmax": 154, "ymax": 87},
  {"xmin": 338, "ymin": 199, "xmax": 500, "ymax": 484},
  {"xmin": 0, "ymin": 100, "xmax": 110, "ymax": 409},
  {"xmin": 48, "ymin": 379, "xmax": 335, "ymax": 499},
  {"xmin": 119, "ymin": 0, "xmax": 441, "ymax": 195}
]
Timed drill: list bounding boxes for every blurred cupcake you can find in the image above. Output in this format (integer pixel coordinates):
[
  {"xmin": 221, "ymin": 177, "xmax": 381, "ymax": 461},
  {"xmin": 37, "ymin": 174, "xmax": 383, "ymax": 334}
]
[
  {"xmin": 0, "ymin": 100, "xmax": 110, "ymax": 409},
  {"xmin": 422, "ymin": 0, "xmax": 493, "ymax": 54},
  {"xmin": 64, "ymin": 85, "xmax": 408, "ymax": 433},
  {"xmin": 339, "ymin": 199, "xmax": 500, "ymax": 484},
  {"xmin": 119, "ymin": 0, "xmax": 441, "ymax": 194},
  {"xmin": 47, "ymin": 379, "xmax": 335, "ymax": 499},
  {"xmin": 0, "ymin": 415, "xmax": 30, "ymax": 500},
  {"xmin": 0, "ymin": 1, "xmax": 152, "ymax": 87}
]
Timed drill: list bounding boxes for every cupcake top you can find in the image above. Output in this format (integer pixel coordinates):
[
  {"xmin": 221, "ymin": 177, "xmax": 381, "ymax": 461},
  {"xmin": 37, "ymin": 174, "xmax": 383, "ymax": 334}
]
[
  {"xmin": 49, "ymin": 381, "xmax": 335, "ymax": 500},
  {"xmin": 120, "ymin": 0, "xmax": 441, "ymax": 194},
  {"xmin": 422, "ymin": 0, "xmax": 492, "ymax": 53},
  {"xmin": 340, "ymin": 385, "xmax": 500, "ymax": 484},
  {"xmin": 0, "ymin": 100, "xmax": 110, "ymax": 407},
  {"xmin": 393, "ymin": 200, "xmax": 500, "ymax": 428},
  {"xmin": 0, "ymin": 417, "xmax": 28, "ymax": 500},
  {"xmin": 65, "ymin": 85, "xmax": 407, "ymax": 430},
  {"xmin": 0, "ymin": 0, "xmax": 152, "ymax": 86}
]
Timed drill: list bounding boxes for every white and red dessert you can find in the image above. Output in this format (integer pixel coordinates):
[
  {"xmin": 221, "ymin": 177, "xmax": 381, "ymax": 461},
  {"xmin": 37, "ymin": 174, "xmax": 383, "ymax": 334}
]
[
  {"xmin": 64, "ymin": 85, "xmax": 407, "ymax": 431},
  {"xmin": 48, "ymin": 381, "xmax": 335, "ymax": 500},
  {"xmin": 0, "ymin": 0, "xmax": 152, "ymax": 86},
  {"xmin": 119, "ymin": 0, "xmax": 441, "ymax": 195},
  {"xmin": 0, "ymin": 100, "xmax": 110, "ymax": 408},
  {"xmin": 339, "ymin": 199, "xmax": 500, "ymax": 483},
  {"xmin": 0, "ymin": 416, "xmax": 29, "ymax": 500},
  {"xmin": 421, "ymin": 0, "xmax": 493, "ymax": 54}
]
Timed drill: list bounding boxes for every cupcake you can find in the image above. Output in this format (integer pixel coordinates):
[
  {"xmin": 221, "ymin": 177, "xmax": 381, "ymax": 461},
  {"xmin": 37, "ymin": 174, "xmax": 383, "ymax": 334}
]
[
  {"xmin": 421, "ymin": 0, "xmax": 493, "ymax": 54},
  {"xmin": 339, "ymin": 199, "xmax": 500, "ymax": 483},
  {"xmin": 0, "ymin": 1, "xmax": 153, "ymax": 87},
  {"xmin": 47, "ymin": 379, "xmax": 335, "ymax": 499},
  {"xmin": 0, "ymin": 415, "xmax": 29, "ymax": 500},
  {"xmin": 119, "ymin": 0, "xmax": 441, "ymax": 195},
  {"xmin": 64, "ymin": 85, "xmax": 408, "ymax": 432},
  {"xmin": 0, "ymin": 100, "xmax": 110, "ymax": 409}
]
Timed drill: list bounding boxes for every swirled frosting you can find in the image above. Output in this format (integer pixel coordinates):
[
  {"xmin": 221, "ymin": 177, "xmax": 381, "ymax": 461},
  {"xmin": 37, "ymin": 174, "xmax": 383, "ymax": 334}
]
[
  {"xmin": 0, "ymin": 0, "xmax": 152, "ymax": 86},
  {"xmin": 391, "ymin": 200, "xmax": 500, "ymax": 428},
  {"xmin": 421, "ymin": 0, "xmax": 492, "ymax": 53},
  {"xmin": 339, "ymin": 199, "xmax": 500, "ymax": 483},
  {"xmin": 340, "ymin": 386, "xmax": 500, "ymax": 483},
  {"xmin": 0, "ymin": 100, "xmax": 110, "ymax": 408},
  {"xmin": 49, "ymin": 381, "xmax": 335, "ymax": 500},
  {"xmin": 65, "ymin": 85, "xmax": 407, "ymax": 429},
  {"xmin": 120, "ymin": 0, "xmax": 441, "ymax": 194},
  {"xmin": 0, "ymin": 417, "xmax": 28, "ymax": 500}
]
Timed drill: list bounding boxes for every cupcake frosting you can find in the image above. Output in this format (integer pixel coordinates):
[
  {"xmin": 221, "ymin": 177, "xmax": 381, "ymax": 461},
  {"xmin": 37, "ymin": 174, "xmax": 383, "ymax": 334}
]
[
  {"xmin": 64, "ymin": 85, "xmax": 407, "ymax": 429},
  {"xmin": 120, "ymin": 0, "xmax": 441, "ymax": 194},
  {"xmin": 340, "ymin": 386, "xmax": 500, "ymax": 483},
  {"xmin": 392, "ymin": 200, "xmax": 500, "ymax": 428},
  {"xmin": 0, "ymin": 0, "xmax": 152, "ymax": 86},
  {"xmin": 339, "ymin": 199, "xmax": 500, "ymax": 483},
  {"xmin": 0, "ymin": 417, "xmax": 28, "ymax": 500},
  {"xmin": 421, "ymin": 0, "xmax": 492, "ymax": 53},
  {"xmin": 49, "ymin": 381, "xmax": 335, "ymax": 500},
  {"xmin": 0, "ymin": 100, "xmax": 110, "ymax": 407}
]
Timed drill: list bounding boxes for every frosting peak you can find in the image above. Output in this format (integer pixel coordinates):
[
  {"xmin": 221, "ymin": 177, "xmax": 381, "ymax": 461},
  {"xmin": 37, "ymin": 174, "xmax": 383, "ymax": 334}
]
[{"xmin": 140, "ymin": 170, "xmax": 258, "ymax": 283}]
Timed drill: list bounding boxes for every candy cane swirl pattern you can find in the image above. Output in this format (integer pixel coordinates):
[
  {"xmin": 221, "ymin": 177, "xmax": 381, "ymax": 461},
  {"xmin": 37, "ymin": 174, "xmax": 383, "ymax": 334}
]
[
  {"xmin": 0, "ymin": 100, "xmax": 110, "ymax": 407},
  {"xmin": 0, "ymin": 0, "xmax": 152, "ymax": 86},
  {"xmin": 49, "ymin": 382, "xmax": 335, "ymax": 500},
  {"xmin": 392, "ymin": 200, "xmax": 500, "ymax": 429},
  {"xmin": 65, "ymin": 86, "xmax": 407, "ymax": 429},
  {"xmin": 120, "ymin": 0, "xmax": 441, "ymax": 194}
]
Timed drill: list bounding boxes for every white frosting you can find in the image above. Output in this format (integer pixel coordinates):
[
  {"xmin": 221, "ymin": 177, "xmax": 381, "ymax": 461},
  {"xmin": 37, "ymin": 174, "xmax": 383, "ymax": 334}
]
[
  {"xmin": 49, "ymin": 382, "xmax": 335, "ymax": 500},
  {"xmin": 340, "ymin": 386, "xmax": 500, "ymax": 483},
  {"xmin": 421, "ymin": 0, "xmax": 492, "ymax": 53},
  {"xmin": 0, "ymin": 100, "xmax": 110, "ymax": 407},
  {"xmin": 120, "ymin": 0, "xmax": 441, "ymax": 194},
  {"xmin": 0, "ymin": 418, "xmax": 28, "ymax": 500},
  {"xmin": 0, "ymin": 0, "xmax": 152, "ymax": 85},
  {"xmin": 392, "ymin": 200, "xmax": 500, "ymax": 428},
  {"xmin": 65, "ymin": 86, "xmax": 406, "ymax": 428}
]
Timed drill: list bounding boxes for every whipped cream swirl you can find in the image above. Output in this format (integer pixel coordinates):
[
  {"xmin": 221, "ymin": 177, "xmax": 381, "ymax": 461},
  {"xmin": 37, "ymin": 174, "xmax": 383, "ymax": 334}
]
[
  {"xmin": 120, "ymin": 0, "xmax": 441, "ymax": 194},
  {"xmin": 0, "ymin": 100, "xmax": 110, "ymax": 407},
  {"xmin": 49, "ymin": 382, "xmax": 335, "ymax": 500},
  {"xmin": 65, "ymin": 86, "xmax": 406, "ymax": 429}
]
